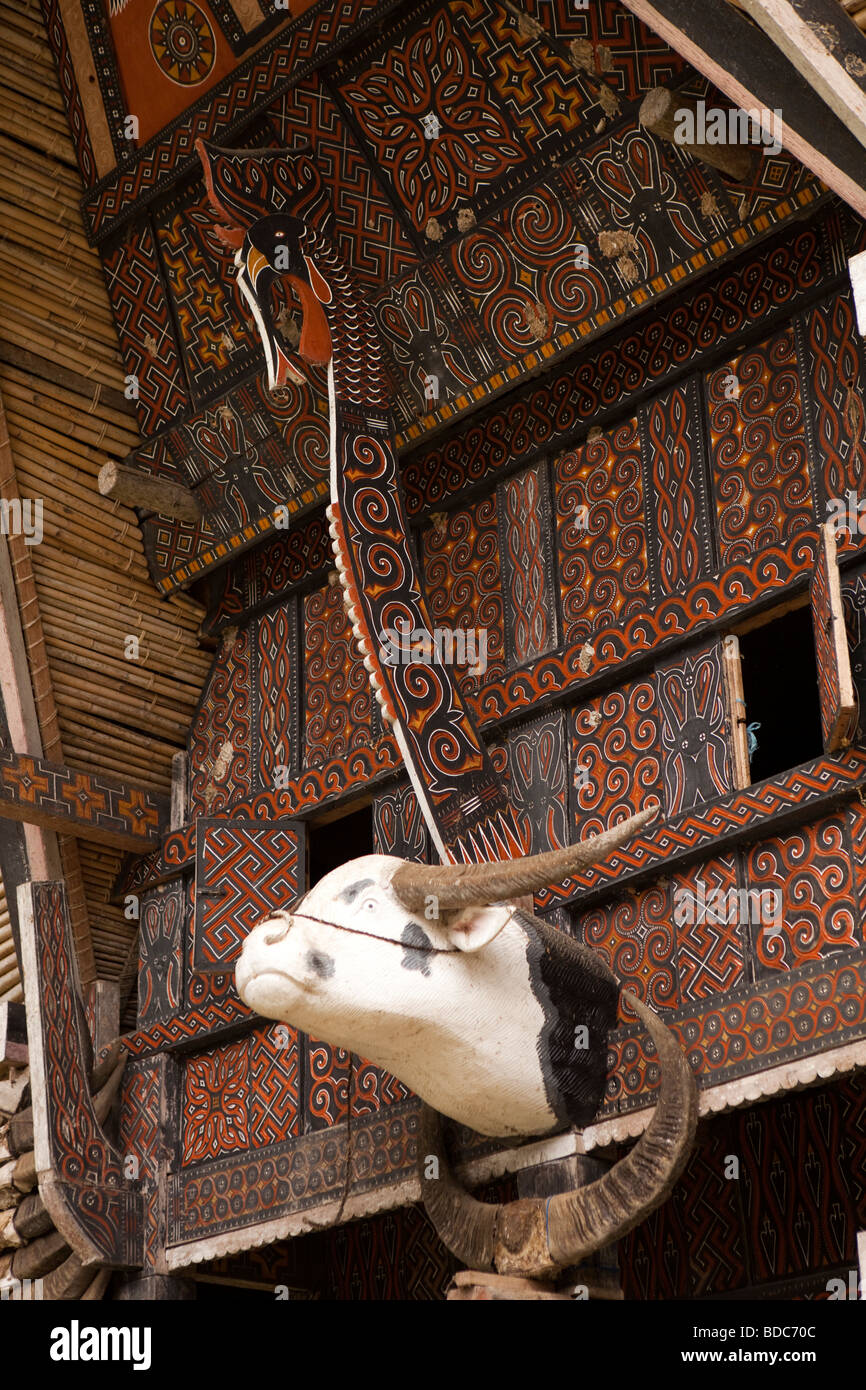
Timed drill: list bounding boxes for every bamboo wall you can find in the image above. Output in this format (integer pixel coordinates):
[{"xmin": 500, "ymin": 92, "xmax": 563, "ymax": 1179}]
[{"xmin": 0, "ymin": 0, "xmax": 211, "ymax": 985}]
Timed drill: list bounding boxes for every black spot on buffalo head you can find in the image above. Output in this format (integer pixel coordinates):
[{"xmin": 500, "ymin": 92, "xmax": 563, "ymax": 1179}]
[
  {"xmin": 401, "ymin": 921, "xmax": 432, "ymax": 977},
  {"xmin": 305, "ymin": 949, "xmax": 335, "ymax": 979}
]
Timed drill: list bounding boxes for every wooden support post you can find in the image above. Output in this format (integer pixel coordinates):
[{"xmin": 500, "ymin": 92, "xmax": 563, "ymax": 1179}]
[
  {"xmin": 114, "ymin": 1273, "xmax": 196, "ymax": 1300},
  {"xmin": 97, "ymin": 461, "xmax": 203, "ymax": 522},
  {"xmin": 639, "ymin": 88, "xmax": 758, "ymax": 180},
  {"xmin": 89, "ymin": 981, "xmax": 119, "ymax": 1062},
  {"xmin": 170, "ymin": 750, "xmax": 187, "ymax": 832}
]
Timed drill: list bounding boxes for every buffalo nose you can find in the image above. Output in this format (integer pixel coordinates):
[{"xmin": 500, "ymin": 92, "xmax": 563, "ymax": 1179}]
[{"xmin": 261, "ymin": 915, "xmax": 292, "ymax": 946}]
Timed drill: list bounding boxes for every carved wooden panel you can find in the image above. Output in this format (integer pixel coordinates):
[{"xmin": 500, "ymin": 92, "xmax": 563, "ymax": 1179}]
[
  {"xmin": 498, "ymin": 462, "xmax": 558, "ymax": 668},
  {"xmin": 812, "ymin": 521, "xmax": 857, "ymax": 752},
  {"xmin": 656, "ymin": 639, "xmax": 734, "ymax": 816},
  {"xmin": 193, "ymin": 819, "xmax": 305, "ymax": 972}
]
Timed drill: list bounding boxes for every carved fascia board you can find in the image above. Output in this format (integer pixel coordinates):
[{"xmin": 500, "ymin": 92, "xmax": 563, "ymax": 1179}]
[{"xmin": 18, "ymin": 880, "xmax": 142, "ymax": 1267}]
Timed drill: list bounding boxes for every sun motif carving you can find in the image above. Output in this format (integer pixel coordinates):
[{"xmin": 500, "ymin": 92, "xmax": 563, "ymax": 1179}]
[{"xmin": 149, "ymin": 0, "xmax": 216, "ymax": 87}]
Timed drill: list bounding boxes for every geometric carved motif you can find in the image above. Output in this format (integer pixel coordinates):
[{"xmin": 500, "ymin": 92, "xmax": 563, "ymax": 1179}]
[
  {"xmin": 640, "ymin": 378, "xmax": 713, "ymax": 600},
  {"xmin": 188, "ymin": 624, "xmax": 253, "ymax": 817},
  {"xmin": 621, "ymin": 1076, "xmax": 866, "ymax": 1297},
  {"xmin": 193, "ymin": 819, "xmax": 305, "ymax": 971},
  {"xmin": 138, "ymin": 881, "xmax": 185, "ymax": 1027},
  {"xmin": 499, "ymin": 710, "xmax": 569, "ymax": 856},
  {"xmin": 373, "ymin": 782, "xmax": 428, "ymax": 862},
  {"xmin": 250, "ymin": 1024, "xmax": 300, "ymax": 1149},
  {"xmin": 340, "ymin": 6, "xmax": 526, "ymax": 233},
  {"xmin": 305, "ymin": 1039, "xmax": 350, "ymax": 1132},
  {"xmin": 746, "ymin": 814, "xmax": 861, "ymax": 977},
  {"xmin": 119, "ymin": 1057, "xmax": 162, "ymax": 1185},
  {"xmin": 656, "ymin": 640, "xmax": 733, "ymax": 816},
  {"xmin": 266, "ymin": 74, "xmax": 417, "ymax": 288},
  {"xmin": 498, "ymin": 462, "xmax": 558, "ymax": 667},
  {"xmin": 672, "ymin": 853, "xmax": 746, "ymax": 1003},
  {"xmin": 801, "ymin": 290, "xmax": 866, "ymax": 506},
  {"xmin": 705, "ymin": 327, "xmax": 814, "ymax": 565},
  {"xmin": 253, "ymin": 601, "xmax": 299, "ymax": 790},
  {"xmin": 101, "ymin": 218, "xmax": 189, "ymax": 436},
  {"xmin": 182, "ymin": 1036, "xmax": 250, "ymax": 1165},
  {"xmin": 555, "ymin": 417, "xmax": 650, "ymax": 649},
  {"xmin": 574, "ymin": 882, "xmax": 677, "ymax": 1011},
  {"xmin": 569, "ymin": 676, "xmax": 664, "ymax": 842},
  {"xmin": 303, "ymin": 584, "xmax": 374, "ymax": 768},
  {"xmin": 420, "ymin": 493, "xmax": 506, "ymax": 694}
]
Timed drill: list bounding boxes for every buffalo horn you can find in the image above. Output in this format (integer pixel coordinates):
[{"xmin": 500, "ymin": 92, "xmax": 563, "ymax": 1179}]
[
  {"xmin": 393, "ymin": 803, "xmax": 658, "ymax": 912},
  {"xmin": 417, "ymin": 991, "xmax": 697, "ymax": 1279}
]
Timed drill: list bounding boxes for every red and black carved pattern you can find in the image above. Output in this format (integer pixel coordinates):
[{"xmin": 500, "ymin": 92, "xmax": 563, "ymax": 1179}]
[
  {"xmin": 498, "ymin": 710, "xmax": 568, "ymax": 856},
  {"xmin": 188, "ymin": 624, "xmax": 252, "ymax": 818},
  {"xmin": 579, "ymin": 121, "xmax": 715, "ymax": 282},
  {"xmin": 25, "ymin": 882, "xmax": 141, "ymax": 1263},
  {"xmin": 555, "ymin": 417, "xmax": 650, "ymax": 649},
  {"xmin": 448, "ymin": 176, "xmax": 611, "ymax": 362},
  {"xmin": 101, "ymin": 218, "xmax": 189, "ymax": 435},
  {"xmin": 800, "ymin": 290, "xmax": 866, "ymax": 506},
  {"xmin": 847, "ymin": 800, "xmax": 866, "ymax": 931},
  {"xmin": 622, "ymin": 1079, "xmax": 866, "ymax": 1297},
  {"xmin": 351, "ymin": 1060, "xmax": 412, "ymax": 1118},
  {"xmin": 536, "ymin": 745, "xmax": 866, "ymax": 916},
  {"xmin": 740, "ymin": 1089, "xmax": 856, "ymax": 1281},
  {"xmin": 641, "ymin": 379, "xmax": 713, "ymax": 600},
  {"xmin": 83, "ymin": 0, "xmax": 404, "ymax": 239},
  {"xmin": 340, "ymin": 5, "xmax": 527, "ymax": 234},
  {"xmin": 673, "ymin": 854, "xmax": 747, "ymax": 1003},
  {"xmin": 454, "ymin": 0, "xmax": 600, "ymax": 153},
  {"xmin": 119, "ymin": 1058, "xmax": 161, "ymax": 1185},
  {"xmin": 41, "ymin": 0, "xmax": 97, "ymax": 186},
  {"xmin": 574, "ymin": 883, "xmax": 678, "ymax": 1011},
  {"xmin": 168, "ymin": 1102, "xmax": 423, "ymax": 1244},
  {"xmin": 253, "ymin": 601, "xmax": 299, "ymax": 789},
  {"xmin": 266, "ymin": 73, "xmax": 417, "ymax": 287},
  {"xmin": 498, "ymin": 462, "xmax": 558, "ymax": 667},
  {"xmin": 568, "ymin": 676, "xmax": 664, "ymax": 842},
  {"xmin": 182, "ymin": 1036, "xmax": 250, "ymax": 1164},
  {"xmin": 606, "ymin": 950, "xmax": 866, "ymax": 1115},
  {"xmin": 706, "ymin": 328, "xmax": 815, "ymax": 565},
  {"xmin": 375, "ymin": 265, "xmax": 487, "ymax": 418},
  {"xmin": 303, "ymin": 583, "xmax": 374, "ymax": 768},
  {"xmin": 154, "ymin": 184, "xmax": 263, "ymax": 402},
  {"xmin": 537, "ymin": 0, "xmax": 691, "ymax": 101},
  {"xmin": 373, "ymin": 783, "xmax": 428, "ymax": 862},
  {"xmin": 137, "ymin": 881, "xmax": 184, "ymax": 1027},
  {"xmin": 203, "ymin": 511, "xmax": 331, "ymax": 636},
  {"xmin": 420, "ymin": 494, "xmax": 506, "ymax": 694},
  {"xmin": 402, "ymin": 221, "xmax": 827, "ymax": 517},
  {"xmin": 186, "ymin": 873, "xmax": 237, "ymax": 1011},
  {"xmin": 304, "ymin": 1039, "xmax": 350, "ymax": 1131},
  {"xmin": 193, "ymin": 819, "xmax": 305, "ymax": 971},
  {"xmin": 843, "ymin": 566, "xmax": 866, "ymax": 733},
  {"xmin": 250, "ymin": 1024, "xmax": 300, "ymax": 1147},
  {"xmin": 656, "ymin": 640, "xmax": 733, "ymax": 815},
  {"xmin": 746, "ymin": 814, "xmax": 861, "ymax": 977}
]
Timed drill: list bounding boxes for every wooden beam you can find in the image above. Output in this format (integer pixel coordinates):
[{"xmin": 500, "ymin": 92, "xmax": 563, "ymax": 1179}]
[
  {"xmin": 0, "ymin": 749, "xmax": 167, "ymax": 851},
  {"xmin": 738, "ymin": 0, "xmax": 866, "ymax": 154},
  {"xmin": 97, "ymin": 461, "xmax": 203, "ymax": 522},
  {"xmin": 639, "ymin": 87, "xmax": 758, "ymax": 179},
  {"xmin": 619, "ymin": 0, "xmax": 866, "ymax": 218}
]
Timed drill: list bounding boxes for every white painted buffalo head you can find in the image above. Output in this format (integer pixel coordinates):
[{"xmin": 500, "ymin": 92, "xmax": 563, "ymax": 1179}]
[{"xmin": 235, "ymin": 803, "xmax": 698, "ymax": 1277}]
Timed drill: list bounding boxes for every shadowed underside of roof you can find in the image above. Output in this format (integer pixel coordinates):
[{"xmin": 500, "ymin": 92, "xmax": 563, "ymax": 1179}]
[{"xmin": 0, "ymin": 0, "xmax": 211, "ymax": 990}]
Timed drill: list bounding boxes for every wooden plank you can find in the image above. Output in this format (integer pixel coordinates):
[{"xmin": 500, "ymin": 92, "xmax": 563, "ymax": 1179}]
[
  {"xmin": 0, "ymin": 748, "xmax": 167, "ymax": 851},
  {"xmin": 619, "ymin": 0, "xmax": 866, "ymax": 217},
  {"xmin": 722, "ymin": 635, "xmax": 752, "ymax": 790},
  {"xmin": 739, "ymin": 0, "xmax": 866, "ymax": 153},
  {"xmin": 811, "ymin": 520, "xmax": 857, "ymax": 751},
  {"xmin": 0, "ymin": 1002, "xmax": 26, "ymax": 1069}
]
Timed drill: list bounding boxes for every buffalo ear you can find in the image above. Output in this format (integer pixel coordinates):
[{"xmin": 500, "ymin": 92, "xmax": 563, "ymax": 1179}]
[{"xmin": 445, "ymin": 905, "xmax": 511, "ymax": 954}]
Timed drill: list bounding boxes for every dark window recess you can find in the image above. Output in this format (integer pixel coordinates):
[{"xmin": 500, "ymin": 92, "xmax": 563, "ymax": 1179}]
[
  {"xmin": 737, "ymin": 607, "xmax": 824, "ymax": 783},
  {"xmin": 307, "ymin": 804, "xmax": 374, "ymax": 888}
]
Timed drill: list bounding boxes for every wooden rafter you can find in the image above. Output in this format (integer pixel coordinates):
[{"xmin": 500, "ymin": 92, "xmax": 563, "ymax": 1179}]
[
  {"xmin": 0, "ymin": 747, "xmax": 167, "ymax": 852},
  {"xmin": 619, "ymin": 0, "xmax": 866, "ymax": 218}
]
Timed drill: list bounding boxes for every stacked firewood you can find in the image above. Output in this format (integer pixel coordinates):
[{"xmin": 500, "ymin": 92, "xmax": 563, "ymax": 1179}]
[{"xmin": 0, "ymin": 1031, "xmax": 124, "ymax": 1300}]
